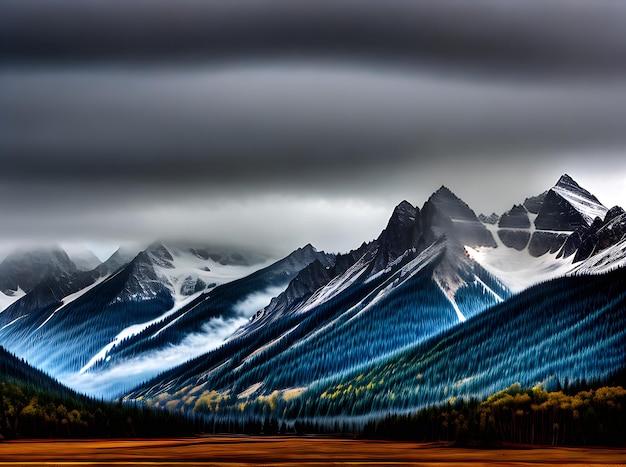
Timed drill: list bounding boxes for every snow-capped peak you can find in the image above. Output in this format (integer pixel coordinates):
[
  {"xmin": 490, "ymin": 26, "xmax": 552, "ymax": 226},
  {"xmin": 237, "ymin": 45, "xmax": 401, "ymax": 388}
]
[
  {"xmin": 141, "ymin": 242, "xmax": 276, "ymax": 303},
  {"xmin": 551, "ymin": 174, "xmax": 608, "ymax": 225}
]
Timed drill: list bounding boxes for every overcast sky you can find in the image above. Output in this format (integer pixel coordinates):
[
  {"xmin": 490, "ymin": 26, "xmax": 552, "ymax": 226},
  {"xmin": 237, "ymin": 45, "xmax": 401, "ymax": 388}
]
[{"xmin": 2, "ymin": 0, "xmax": 626, "ymax": 259}]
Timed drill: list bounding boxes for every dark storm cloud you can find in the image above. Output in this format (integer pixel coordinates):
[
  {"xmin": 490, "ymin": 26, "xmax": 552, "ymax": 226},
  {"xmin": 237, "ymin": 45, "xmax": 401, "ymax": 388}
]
[
  {"xmin": 2, "ymin": 0, "xmax": 626, "ymax": 75},
  {"xmin": 2, "ymin": 65, "xmax": 626, "ymax": 191},
  {"xmin": 1, "ymin": 0, "xmax": 626, "ymax": 253}
]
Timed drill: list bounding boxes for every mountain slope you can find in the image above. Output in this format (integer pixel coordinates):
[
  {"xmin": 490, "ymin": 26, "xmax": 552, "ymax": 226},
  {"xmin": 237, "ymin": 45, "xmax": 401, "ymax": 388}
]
[
  {"xmin": 0, "ymin": 345, "xmax": 76, "ymax": 398},
  {"xmin": 124, "ymin": 187, "xmax": 511, "ymax": 408},
  {"xmin": 123, "ymin": 175, "xmax": 626, "ymax": 423},
  {"xmin": 0, "ymin": 246, "xmax": 81, "ymax": 311},
  {"xmin": 0, "ymin": 346, "xmax": 192, "ymax": 438},
  {"xmin": 290, "ymin": 267, "xmax": 626, "ymax": 421},
  {"xmin": 0, "ymin": 242, "xmax": 331, "ymax": 397},
  {"xmin": 3, "ymin": 173, "xmax": 625, "ymax": 407}
]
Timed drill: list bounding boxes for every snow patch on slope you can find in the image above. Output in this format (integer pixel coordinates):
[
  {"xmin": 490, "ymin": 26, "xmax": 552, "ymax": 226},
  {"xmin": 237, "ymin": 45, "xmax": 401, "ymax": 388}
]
[
  {"xmin": 0, "ymin": 314, "xmax": 27, "ymax": 331},
  {"xmin": 469, "ymin": 228, "xmax": 626, "ymax": 294},
  {"xmin": 71, "ymin": 314, "xmax": 247, "ymax": 398},
  {"xmin": 36, "ymin": 275, "xmax": 109, "ymax": 331},
  {"xmin": 575, "ymin": 238, "xmax": 626, "ymax": 274},
  {"xmin": 0, "ymin": 287, "xmax": 25, "ymax": 312},
  {"xmin": 148, "ymin": 245, "xmax": 276, "ymax": 306},
  {"xmin": 552, "ymin": 185, "xmax": 608, "ymax": 226},
  {"xmin": 295, "ymin": 255, "xmax": 370, "ymax": 315},
  {"xmin": 473, "ymin": 275, "xmax": 504, "ymax": 303},
  {"xmin": 468, "ymin": 222, "xmax": 577, "ymax": 293},
  {"xmin": 79, "ymin": 290, "xmax": 205, "ymax": 374},
  {"xmin": 465, "ymin": 245, "xmax": 575, "ymax": 294},
  {"xmin": 434, "ymin": 278, "xmax": 466, "ymax": 322}
]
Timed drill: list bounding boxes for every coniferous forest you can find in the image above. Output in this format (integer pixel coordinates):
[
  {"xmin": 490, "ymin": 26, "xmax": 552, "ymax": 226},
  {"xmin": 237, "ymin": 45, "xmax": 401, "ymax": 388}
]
[
  {"xmin": 142, "ymin": 268, "xmax": 626, "ymax": 445},
  {"xmin": 0, "ymin": 346, "xmax": 193, "ymax": 439},
  {"xmin": 361, "ymin": 383, "xmax": 626, "ymax": 446}
]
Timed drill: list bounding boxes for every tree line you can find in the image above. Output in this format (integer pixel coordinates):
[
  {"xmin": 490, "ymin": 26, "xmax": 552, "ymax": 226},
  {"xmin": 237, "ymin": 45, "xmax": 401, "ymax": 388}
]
[
  {"xmin": 361, "ymin": 383, "xmax": 626, "ymax": 446},
  {"xmin": 0, "ymin": 380, "xmax": 193, "ymax": 440}
]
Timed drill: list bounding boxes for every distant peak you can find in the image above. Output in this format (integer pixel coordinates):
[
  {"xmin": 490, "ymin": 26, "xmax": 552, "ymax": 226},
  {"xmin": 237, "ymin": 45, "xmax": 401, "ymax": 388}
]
[
  {"xmin": 555, "ymin": 173, "xmax": 580, "ymax": 189},
  {"xmin": 552, "ymin": 174, "xmax": 603, "ymax": 206},
  {"xmin": 429, "ymin": 185, "xmax": 461, "ymax": 203},
  {"xmin": 393, "ymin": 200, "xmax": 415, "ymax": 213},
  {"xmin": 300, "ymin": 243, "xmax": 318, "ymax": 253},
  {"xmin": 478, "ymin": 213, "xmax": 500, "ymax": 225},
  {"xmin": 146, "ymin": 240, "xmax": 167, "ymax": 250}
]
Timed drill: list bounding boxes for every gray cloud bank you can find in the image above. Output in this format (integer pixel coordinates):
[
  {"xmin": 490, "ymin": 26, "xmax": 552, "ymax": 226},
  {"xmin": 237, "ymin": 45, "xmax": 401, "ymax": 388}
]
[
  {"xmin": 2, "ymin": 0, "xmax": 626, "ymax": 76},
  {"xmin": 2, "ymin": 65, "xmax": 625, "ymax": 190},
  {"xmin": 1, "ymin": 0, "xmax": 626, "ymax": 254}
]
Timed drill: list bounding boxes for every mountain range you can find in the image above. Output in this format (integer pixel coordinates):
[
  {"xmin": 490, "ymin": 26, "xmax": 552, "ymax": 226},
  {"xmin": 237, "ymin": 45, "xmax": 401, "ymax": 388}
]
[{"xmin": 0, "ymin": 174, "xmax": 624, "ymax": 430}]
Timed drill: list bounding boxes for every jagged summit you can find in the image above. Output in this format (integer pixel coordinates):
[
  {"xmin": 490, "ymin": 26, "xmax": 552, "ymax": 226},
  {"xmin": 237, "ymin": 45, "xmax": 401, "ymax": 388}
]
[
  {"xmin": 299, "ymin": 243, "xmax": 318, "ymax": 253},
  {"xmin": 428, "ymin": 186, "xmax": 473, "ymax": 216},
  {"xmin": 555, "ymin": 174, "xmax": 594, "ymax": 196},
  {"xmin": 556, "ymin": 173, "xmax": 577, "ymax": 186},
  {"xmin": 388, "ymin": 200, "xmax": 417, "ymax": 225},
  {"xmin": 393, "ymin": 199, "xmax": 416, "ymax": 213},
  {"xmin": 425, "ymin": 185, "xmax": 496, "ymax": 249},
  {"xmin": 548, "ymin": 174, "xmax": 607, "ymax": 226},
  {"xmin": 554, "ymin": 174, "xmax": 601, "ymax": 205},
  {"xmin": 371, "ymin": 200, "xmax": 420, "ymax": 272},
  {"xmin": 430, "ymin": 185, "xmax": 458, "ymax": 201}
]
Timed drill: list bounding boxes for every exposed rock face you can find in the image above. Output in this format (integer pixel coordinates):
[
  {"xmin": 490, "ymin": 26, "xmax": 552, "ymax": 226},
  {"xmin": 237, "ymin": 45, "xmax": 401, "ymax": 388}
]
[
  {"xmin": 534, "ymin": 189, "xmax": 589, "ymax": 231},
  {"xmin": 117, "ymin": 251, "xmax": 172, "ymax": 302},
  {"xmin": 180, "ymin": 276, "xmax": 207, "ymax": 296},
  {"xmin": 479, "ymin": 213, "xmax": 500, "ymax": 225},
  {"xmin": 427, "ymin": 186, "xmax": 497, "ymax": 248},
  {"xmin": 498, "ymin": 230, "xmax": 531, "ymax": 251},
  {"xmin": 559, "ymin": 206, "xmax": 626, "ymax": 262},
  {"xmin": 499, "ymin": 205, "xmax": 531, "ymax": 229},
  {"xmin": 0, "ymin": 247, "xmax": 78, "ymax": 295},
  {"xmin": 372, "ymin": 200, "xmax": 420, "ymax": 273},
  {"xmin": 523, "ymin": 192, "xmax": 547, "ymax": 214},
  {"xmin": 245, "ymin": 244, "xmax": 346, "ymax": 322},
  {"xmin": 535, "ymin": 174, "xmax": 607, "ymax": 231},
  {"xmin": 528, "ymin": 232, "xmax": 569, "ymax": 257},
  {"xmin": 497, "ymin": 204, "xmax": 532, "ymax": 250},
  {"xmin": 521, "ymin": 175, "xmax": 608, "ymax": 257}
]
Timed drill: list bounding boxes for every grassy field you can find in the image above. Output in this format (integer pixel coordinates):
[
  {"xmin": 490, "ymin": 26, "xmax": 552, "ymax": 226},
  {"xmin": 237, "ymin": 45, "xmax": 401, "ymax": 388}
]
[{"xmin": 0, "ymin": 436, "xmax": 624, "ymax": 466}]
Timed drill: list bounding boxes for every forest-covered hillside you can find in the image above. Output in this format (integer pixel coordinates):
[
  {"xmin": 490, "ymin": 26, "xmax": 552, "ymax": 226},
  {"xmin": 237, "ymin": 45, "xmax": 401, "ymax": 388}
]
[
  {"xmin": 147, "ymin": 267, "xmax": 626, "ymax": 442},
  {"xmin": 0, "ymin": 346, "xmax": 192, "ymax": 439}
]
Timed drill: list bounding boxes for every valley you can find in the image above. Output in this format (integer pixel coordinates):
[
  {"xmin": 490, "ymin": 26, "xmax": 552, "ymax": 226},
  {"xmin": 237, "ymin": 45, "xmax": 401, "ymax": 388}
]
[{"xmin": 1, "ymin": 436, "xmax": 625, "ymax": 466}]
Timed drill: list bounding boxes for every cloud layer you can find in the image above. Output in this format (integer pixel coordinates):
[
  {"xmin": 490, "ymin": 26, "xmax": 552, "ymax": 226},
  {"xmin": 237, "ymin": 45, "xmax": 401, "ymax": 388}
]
[
  {"xmin": 3, "ymin": 0, "xmax": 626, "ymax": 76},
  {"xmin": 1, "ymin": 0, "xmax": 626, "ymax": 254}
]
